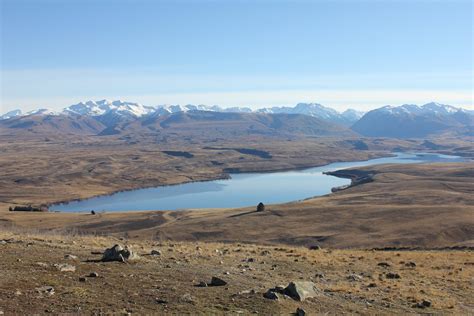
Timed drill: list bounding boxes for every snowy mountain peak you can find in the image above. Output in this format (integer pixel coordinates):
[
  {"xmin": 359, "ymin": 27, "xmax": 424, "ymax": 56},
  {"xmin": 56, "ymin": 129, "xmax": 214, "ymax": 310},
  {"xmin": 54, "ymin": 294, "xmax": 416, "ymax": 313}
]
[
  {"xmin": 422, "ymin": 102, "xmax": 458, "ymax": 114},
  {"xmin": 65, "ymin": 100, "xmax": 157, "ymax": 118},
  {"xmin": 0, "ymin": 109, "xmax": 22, "ymax": 120},
  {"xmin": 26, "ymin": 108, "xmax": 59, "ymax": 116}
]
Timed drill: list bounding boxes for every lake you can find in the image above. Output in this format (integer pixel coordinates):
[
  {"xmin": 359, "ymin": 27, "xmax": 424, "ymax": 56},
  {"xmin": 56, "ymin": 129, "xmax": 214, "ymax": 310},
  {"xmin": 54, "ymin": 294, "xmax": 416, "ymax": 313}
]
[{"xmin": 51, "ymin": 152, "xmax": 464, "ymax": 212}]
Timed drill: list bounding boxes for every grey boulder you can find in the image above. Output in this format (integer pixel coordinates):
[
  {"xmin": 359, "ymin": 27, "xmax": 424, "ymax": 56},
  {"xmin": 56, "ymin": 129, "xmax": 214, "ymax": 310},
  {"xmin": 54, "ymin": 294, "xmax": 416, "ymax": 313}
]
[
  {"xmin": 102, "ymin": 244, "xmax": 139, "ymax": 262},
  {"xmin": 284, "ymin": 281, "xmax": 318, "ymax": 301}
]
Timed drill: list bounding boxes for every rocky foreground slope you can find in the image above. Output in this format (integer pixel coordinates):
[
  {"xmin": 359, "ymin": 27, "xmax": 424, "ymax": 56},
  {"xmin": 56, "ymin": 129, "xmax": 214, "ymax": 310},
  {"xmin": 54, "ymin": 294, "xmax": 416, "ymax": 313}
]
[{"xmin": 0, "ymin": 231, "xmax": 473, "ymax": 315}]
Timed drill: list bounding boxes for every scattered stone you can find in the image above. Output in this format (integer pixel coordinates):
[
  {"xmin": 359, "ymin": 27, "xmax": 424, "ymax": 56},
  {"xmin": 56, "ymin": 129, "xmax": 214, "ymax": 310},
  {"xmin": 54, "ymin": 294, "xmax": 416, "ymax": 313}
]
[
  {"xmin": 413, "ymin": 300, "xmax": 432, "ymax": 308},
  {"xmin": 209, "ymin": 276, "xmax": 227, "ymax": 286},
  {"xmin": 79, "ymin": 277, "xmax": 87, "ymax": 282},
  {"xmin": 64, "ymin": 254, "xmax": 78, "ymax": 260},
  {"xmin": 295, "ymin": 307, "xmax": 306, "ymax": 316},
  {"xmin": 102, "ymin": 244, "xmax": 139, "ymax": 262},
  {"xmin": 283, "ymin": 281, "xmax": 318, "ymax": 301},
  {"xmin": 197, "ymin": 281, "xmax": 208, "ymax": 287},
  {"xmin": 14, "ymin": 290, "xmax": 22, "ymax": 296},
  {"xmin": 88, "ymin": 272, "xmax": 99, "ymax": 278},
  {"xmin": 347, "ymin": 273, "xmax": 363, "ymax": 281},
  {"xmin": 55, "ymin": 263, "xmax": 76, "ymax": 272},
  {"xmin": 36, "ymin": 286, "xmax": 55, "ymax": 296},
  {"xmin": 309, "ymin": 245, "xmax": 322, "ymax": 250},
  {"xmin": 156, "ymin": 298, "xmax": 168, "ymax": 304},
  {"xmin": 238, "ymin": 289, "xmax": 256, "ymax": 295},
  {"xmin": 367, "ymin": 283, "xmax": 377, "ymax": 288},
  {"xmin": 386, "ymin": 272, "xmax": 401, "ymax": 279},
  {"xmin": 180, "ymin": 293, "xmax": 195, "ymax": 304},
  {"xmin": 377, "ymin": 262, "xmax": 391, "ymax": 268},
  {"xmin": 405, "ymin": 261, "xmax": 417, "ymax": 268},
  {"xmin": 151, "ymin": 250, "xmax": 162, "ymax": 256},
  {"xmin": 35, "ymin": 262, "xmax": 48, "ymax": 268},
  {"xmin": 263, "ymin": 290, "xmax": 279, "ymax": 300},
  {"xmin": 314, "ymin": 273, "xmax": 325, "ymax": 279}
]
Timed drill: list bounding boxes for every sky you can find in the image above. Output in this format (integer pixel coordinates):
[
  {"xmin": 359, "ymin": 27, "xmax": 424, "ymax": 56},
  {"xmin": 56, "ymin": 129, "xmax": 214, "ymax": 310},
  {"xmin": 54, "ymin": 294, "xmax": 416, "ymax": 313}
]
[{"xmin": 1, "ymin": 0, "xmax": 473, "ymax": 113}]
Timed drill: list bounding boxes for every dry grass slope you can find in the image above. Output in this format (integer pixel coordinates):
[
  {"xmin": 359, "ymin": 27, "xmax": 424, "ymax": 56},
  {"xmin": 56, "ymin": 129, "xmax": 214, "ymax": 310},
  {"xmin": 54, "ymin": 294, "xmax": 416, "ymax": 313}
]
[{"xmin": 0, "ymin": 230, "xmax": 472, "ymax": 315}]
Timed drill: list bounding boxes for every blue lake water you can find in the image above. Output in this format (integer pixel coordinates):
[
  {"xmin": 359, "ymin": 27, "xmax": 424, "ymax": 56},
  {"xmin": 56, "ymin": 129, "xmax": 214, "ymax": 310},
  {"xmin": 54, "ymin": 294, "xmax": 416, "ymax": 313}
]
[{"xmin": 51, "ymin": 152, "xmax": 464, "ymax": 212}]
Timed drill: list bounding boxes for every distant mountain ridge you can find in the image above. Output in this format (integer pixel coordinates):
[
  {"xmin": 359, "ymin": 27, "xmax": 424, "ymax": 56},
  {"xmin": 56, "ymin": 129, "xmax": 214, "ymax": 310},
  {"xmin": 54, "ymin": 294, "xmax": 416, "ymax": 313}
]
[
  {"xmin": 352, "ymin": 102, "xmax": 473, "ymax": 138},
  {"xmin": 1, "ymin": 100, "xmax": 472, "ymax": 139},
  {"xmin": 1, "ymin": 100, "xmax": 363, "ymax": 126}
]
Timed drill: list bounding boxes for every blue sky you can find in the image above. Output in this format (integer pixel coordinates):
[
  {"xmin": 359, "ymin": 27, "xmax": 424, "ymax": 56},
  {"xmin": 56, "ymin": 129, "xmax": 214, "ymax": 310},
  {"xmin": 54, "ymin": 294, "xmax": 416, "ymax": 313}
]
[{"xmin": 1, "ymin": 0, "xmax": 473, "ymax": 112}]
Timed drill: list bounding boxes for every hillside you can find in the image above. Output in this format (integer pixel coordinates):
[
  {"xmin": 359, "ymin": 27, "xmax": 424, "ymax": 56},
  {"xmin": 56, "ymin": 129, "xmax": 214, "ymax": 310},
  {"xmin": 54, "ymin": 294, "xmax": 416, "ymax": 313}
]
[
  {"xmin": 131, "ymin": 111, "xmax": 356, "ymax": 138},
  {"xmin": 0, "ymin": 230, "xmax": 472, "ymax": 315},
  {"xmin": 0, "ymin": 111, "xmax": 356, "ymax": 139},
  {"xmin": 0, "ymin": 113, "xmax": 105, "ymax": 137}
]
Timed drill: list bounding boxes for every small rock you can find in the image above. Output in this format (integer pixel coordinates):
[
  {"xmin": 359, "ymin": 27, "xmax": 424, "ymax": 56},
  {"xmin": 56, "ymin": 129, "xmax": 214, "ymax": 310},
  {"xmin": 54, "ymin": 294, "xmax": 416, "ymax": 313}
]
[
  {"xmin": 180, "ymin": 293, "xmax": 195, "ymax": 304},
  {"xmin": 197, "ymin": 281, "xmax": 208, "ymax": 287},
  {"xmin": 413, "ymin": 300, "xmax": 432, "ymax": 308},
  {"xmin": 36, "ymin": 262, "xmax": 48, "ymax": 268},
  {"xmin": 295, "ymin": 307, "xmax": 306, "ymax": 316},
  {"xmin": 283, "ymin": 281, "xmax": 318, "ymax": 301},
  {"xmin": 14, "ymin": 290, "xmax": 22, "ymax": 296},
  {"xmin": 405, "ymin": 261, "xmax": 417, "ymax": 268},
  {"xmin": 309, "ymin": 245, "xmax": 321, "ymax": 250},
  {"xmin": 209, "ymin": 276, "xmax": 227, "ymax": 286},
  {"xmin": 36, "ymin": 286, "xmax": 55, "ymax": 296},
  {"xmin": 263, "ymin": 290, "xmax": 279, "ymax": 300},
  {"xmin": 238, "ymin": 289, "xmax": 256, "ymax": 295},
  {"xmin": 314, "ymin": 273, "xmax": 325, "ymax": 279},
  {"xmin": 367, "ymin": 283, "xmax": 377, "ymax": 288},
  {"xmin": 150, "ymin": 250, "xmax": 162, "ymax": 256},
  {"xmin": 79, "ymin": 277, "xmax": 87, "ymax": 282},
  {"xmin": 88, "ymin": 272, "xmax": 99, "ymax": 278},
  {"xmin": 55, "ymin": 264, "xmax": 76, "ymax": 272},
  {"xmin": 64, "ymin": 254, "xmax": 78, "ymax": 260},
  {"xmin": 156, "ymin": 298, "xmax": 168, "ymax": 304},
  {"xmin": 386, "ymin": 272, "xmax": 401, "ymax": 279},
  {"xmin": 377, "ymin": 262, "xmax": 391, "ymax": 268},
  {"xmin": 347, "ymin": 273, "xmax": 363, "ymax": 281}
]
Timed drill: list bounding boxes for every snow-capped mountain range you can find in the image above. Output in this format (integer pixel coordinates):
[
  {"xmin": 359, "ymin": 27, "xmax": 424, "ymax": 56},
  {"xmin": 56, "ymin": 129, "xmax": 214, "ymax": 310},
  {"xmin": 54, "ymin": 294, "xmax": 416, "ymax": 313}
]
[
  {"xmin": 1, "ymin": 100, "xmax": 472, "ymax": 138},
  {"xmin": 352, "ymin": 102, "xmax": 473, "ymax": 138},
  {"xmin": 2, "ymin": 100, "xmax": 471, "ymax": 131},
  {"xmin": 1, "ymin": 100, "xmax": 364, "ymax": 126}
]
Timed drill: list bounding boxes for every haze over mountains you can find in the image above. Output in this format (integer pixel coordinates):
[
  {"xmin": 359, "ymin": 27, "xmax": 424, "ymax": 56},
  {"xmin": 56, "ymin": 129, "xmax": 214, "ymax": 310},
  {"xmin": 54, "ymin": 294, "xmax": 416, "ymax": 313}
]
[{"xmin": 1, "ymin": 100, "xmax": 472, "ymax": 139}]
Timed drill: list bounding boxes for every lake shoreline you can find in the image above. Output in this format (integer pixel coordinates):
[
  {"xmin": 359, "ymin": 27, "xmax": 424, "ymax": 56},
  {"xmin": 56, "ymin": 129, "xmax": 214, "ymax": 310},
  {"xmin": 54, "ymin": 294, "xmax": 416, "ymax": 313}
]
[
  {"xmin": 47, "ymin": 152, "xmax": 395, "ymax": 212},
  {"xmin": 46, "ymin": 151, "xmax": 465, "ymax": 213}
]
